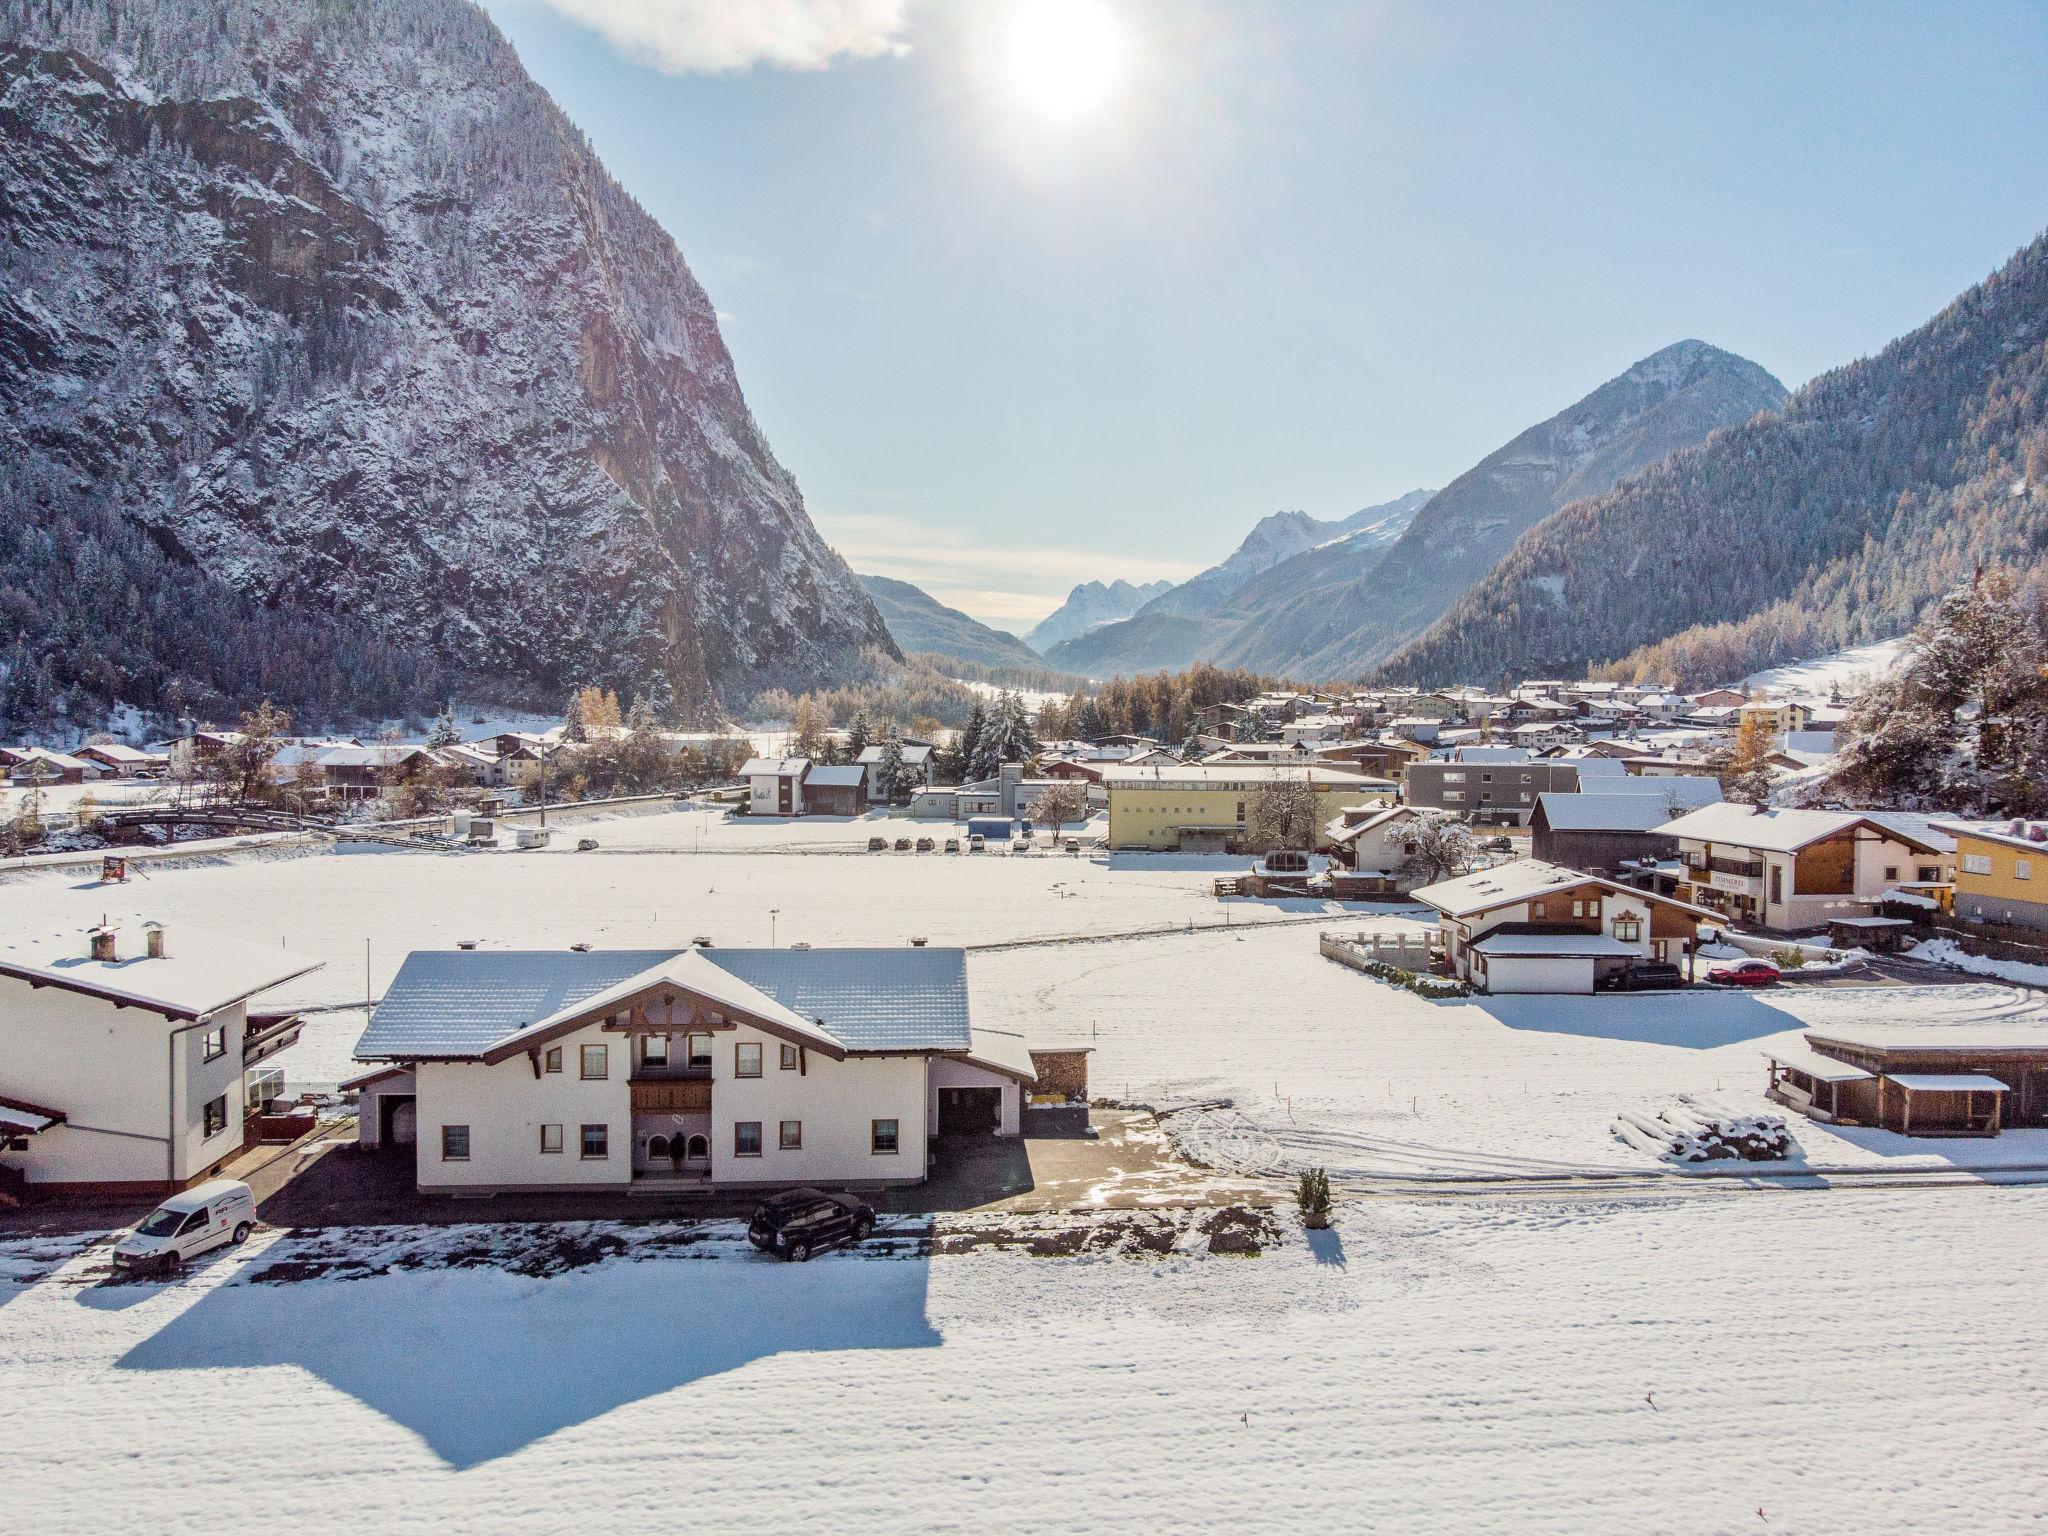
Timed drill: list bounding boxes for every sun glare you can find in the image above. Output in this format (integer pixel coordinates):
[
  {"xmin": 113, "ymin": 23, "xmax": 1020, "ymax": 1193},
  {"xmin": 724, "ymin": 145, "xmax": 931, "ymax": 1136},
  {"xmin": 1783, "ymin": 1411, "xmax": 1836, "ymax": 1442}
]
[{"xmin": 1004, "ymin": 0, "xmax": 1127, "ymax": 126}]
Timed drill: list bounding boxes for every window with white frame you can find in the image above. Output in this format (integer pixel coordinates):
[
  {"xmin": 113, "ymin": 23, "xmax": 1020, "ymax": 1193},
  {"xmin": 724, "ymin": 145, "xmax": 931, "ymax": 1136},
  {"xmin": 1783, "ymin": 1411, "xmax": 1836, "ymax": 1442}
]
[
  {"xmin": 2020, "ymin": 858, "xmax": 2034, "ymax": 881},
  {"xmin": 1963, "ymin": 853, "xmax": 1993, "ymax": 875}
]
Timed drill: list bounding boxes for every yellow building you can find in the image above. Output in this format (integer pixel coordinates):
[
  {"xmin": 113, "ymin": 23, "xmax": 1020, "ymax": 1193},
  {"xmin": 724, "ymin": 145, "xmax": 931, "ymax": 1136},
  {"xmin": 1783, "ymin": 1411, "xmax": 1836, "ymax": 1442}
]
[
  {"xmin": 1935, "ymin": 819, "xmax": 2048, "ymax": 931},
  {"xmin": 1103, "ymin": 764, "xmax": 1394, "ymax": 852}
]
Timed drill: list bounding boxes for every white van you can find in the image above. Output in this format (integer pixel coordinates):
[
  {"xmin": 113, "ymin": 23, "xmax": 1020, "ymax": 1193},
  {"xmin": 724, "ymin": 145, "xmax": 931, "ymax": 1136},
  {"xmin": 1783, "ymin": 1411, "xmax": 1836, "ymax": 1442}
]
[{"xmin": 112, "ymin": 1179, "xmax": 257, "ymax": 1274}]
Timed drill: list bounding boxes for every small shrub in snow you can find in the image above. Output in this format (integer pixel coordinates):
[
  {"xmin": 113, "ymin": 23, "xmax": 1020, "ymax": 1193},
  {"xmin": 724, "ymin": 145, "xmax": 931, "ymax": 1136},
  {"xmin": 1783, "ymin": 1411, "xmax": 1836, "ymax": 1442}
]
[{"xmin": 1296, "ymin": 1166, "xmax": 1333, "ymax": 1229}]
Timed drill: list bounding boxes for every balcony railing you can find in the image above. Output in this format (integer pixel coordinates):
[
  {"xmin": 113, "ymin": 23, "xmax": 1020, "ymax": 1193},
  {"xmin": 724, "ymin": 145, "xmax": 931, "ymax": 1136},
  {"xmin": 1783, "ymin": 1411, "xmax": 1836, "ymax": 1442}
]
[{"xmin": 631, "ymin": 1078, "xmax": 711, "ymax": 1114}]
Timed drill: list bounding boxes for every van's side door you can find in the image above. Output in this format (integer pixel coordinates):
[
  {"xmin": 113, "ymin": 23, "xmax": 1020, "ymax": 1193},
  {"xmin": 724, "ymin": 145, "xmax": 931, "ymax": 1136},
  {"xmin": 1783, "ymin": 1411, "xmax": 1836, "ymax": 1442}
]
[{"xmin": 173, "ymin": 1208, "xmax": 211, "ymax": 1259}]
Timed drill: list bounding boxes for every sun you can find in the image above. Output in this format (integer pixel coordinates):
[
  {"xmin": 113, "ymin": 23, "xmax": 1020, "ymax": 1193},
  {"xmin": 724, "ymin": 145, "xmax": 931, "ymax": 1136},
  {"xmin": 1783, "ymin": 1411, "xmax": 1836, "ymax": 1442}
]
[{"xmin": 1004, "ymin": 0, "xmax": 1128, "ymax": 126}]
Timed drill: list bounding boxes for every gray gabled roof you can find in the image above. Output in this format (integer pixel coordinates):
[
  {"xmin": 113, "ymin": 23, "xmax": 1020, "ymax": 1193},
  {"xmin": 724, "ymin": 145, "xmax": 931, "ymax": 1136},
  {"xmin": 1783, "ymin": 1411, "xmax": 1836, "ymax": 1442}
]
[{"xmin": 356, "ymin": 946, "xmax": 971, "ymax": 1061}]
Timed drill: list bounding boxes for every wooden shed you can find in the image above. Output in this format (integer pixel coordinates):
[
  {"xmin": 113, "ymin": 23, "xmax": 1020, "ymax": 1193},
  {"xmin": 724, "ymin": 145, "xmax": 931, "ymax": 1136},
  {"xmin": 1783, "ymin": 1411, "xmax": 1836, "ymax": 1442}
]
[{"xmin": 1768, "ymin": 1030, "xmax": 2048, "ymax": 1136}]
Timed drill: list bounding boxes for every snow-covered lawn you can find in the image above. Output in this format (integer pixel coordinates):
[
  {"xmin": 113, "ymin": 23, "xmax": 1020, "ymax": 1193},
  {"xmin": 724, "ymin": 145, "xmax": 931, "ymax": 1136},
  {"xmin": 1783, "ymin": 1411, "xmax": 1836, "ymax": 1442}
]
[
  {"xmin": 974, "ymin": 924, "xmax": 2048, "ymax": 1177},
  {"xmin": 5, "ymin": 1191, "xmax": 2045, "ymax": 1531},
  {"xmin": 1741, "ymin": 636, "xmax": 1904, "ymax": 695}
]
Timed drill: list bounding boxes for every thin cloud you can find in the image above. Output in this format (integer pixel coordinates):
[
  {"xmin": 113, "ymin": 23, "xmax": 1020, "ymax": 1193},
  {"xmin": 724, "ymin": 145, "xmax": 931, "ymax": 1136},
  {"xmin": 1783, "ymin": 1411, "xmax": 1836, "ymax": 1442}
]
[
  {"xmin": 537, "ymin": 0, "xmax": 912, "ymax": 75},
  {"xmin": 816, "ymin": 510, "xmax": 1199, "ymax": 630}
]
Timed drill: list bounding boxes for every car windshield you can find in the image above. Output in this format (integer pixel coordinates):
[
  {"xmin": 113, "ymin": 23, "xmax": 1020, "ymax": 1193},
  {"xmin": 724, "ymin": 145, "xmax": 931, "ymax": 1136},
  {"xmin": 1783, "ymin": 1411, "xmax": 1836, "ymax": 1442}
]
[{"xmin": 135, "ymin": 1207, "xmax": 186, "ymax": 1237}]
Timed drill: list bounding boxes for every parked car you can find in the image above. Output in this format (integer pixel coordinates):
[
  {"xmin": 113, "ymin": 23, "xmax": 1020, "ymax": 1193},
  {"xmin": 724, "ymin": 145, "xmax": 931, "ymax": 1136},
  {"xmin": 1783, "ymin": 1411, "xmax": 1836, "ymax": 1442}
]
[
  {"xmin": 867, "ymin": 836, "xmax": 889, "ymax": 851},
  {"xmin": 1010, "ymin": 836, "xmax": 1030, "ymax": 852},
  {"xmin": 1063, "ymin": 837, "xmax": 1081, "ymax": 853},
  {"xmin": 1599, "ymin": 961, "xmax": 1685, "ymax": 992},
  {"xmin": 746, "ymin": 1188, "xmax": 875, "ymax": 1262},
  {"xmin": 915, "ymin": 837, "xmax": 935, "ymax": 852},
  {"xmin": 1708, "ymin": 958, "xmax": 1782, "ymax": 987},
  {"xmin": 944, "ymin": 837, "xmax": 961, "ymax": 853},
  {"xmin": 967, "ymin": 833, "xmax": 986, "ymax": 852},
  {"xmin": 111, "ymin": 1179, "xmax": 256, "ymax": 1274},
  {"xmin": 893, "ymin": 836, "xmax": 912, "ymax": 851},
  {"xmin": 1482, "ymin": 835, "xmax": 1514, "ymax": 853}
]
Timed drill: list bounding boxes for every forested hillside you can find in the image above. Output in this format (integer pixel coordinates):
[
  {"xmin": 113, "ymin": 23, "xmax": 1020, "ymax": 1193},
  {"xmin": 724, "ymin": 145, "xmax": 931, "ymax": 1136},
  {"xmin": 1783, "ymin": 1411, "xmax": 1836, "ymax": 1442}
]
[{"xmin": 1379, "ymin": 232, "xmax": 2048, "ymax": 689}]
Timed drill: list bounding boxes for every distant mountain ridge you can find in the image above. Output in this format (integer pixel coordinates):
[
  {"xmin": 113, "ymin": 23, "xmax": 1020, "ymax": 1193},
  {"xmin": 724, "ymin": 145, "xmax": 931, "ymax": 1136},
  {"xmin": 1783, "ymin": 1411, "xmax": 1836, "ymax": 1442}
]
[
  {"xmin": 1024, "ymin": 578, "xmax": 1172, "ymax": 652},
  {"xmin": 1043, "ymin": 490, "xmax": 1433, "ymax": 675},
  {"xmin": 857, "ymin": 575, "xmax": 1046, "ymax": 670},
  {"xmin": 1377, "ymin": 233, "xmax": 2048, "ymax": 690},
  {"xmin": 1257, "ymin": 340, "xmax": 1789, "ymax": 680}
]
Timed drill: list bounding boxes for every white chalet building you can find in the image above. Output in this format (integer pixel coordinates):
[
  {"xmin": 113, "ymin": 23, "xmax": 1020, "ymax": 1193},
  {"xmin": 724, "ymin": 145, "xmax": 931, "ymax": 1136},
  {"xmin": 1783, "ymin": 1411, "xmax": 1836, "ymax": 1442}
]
[
  {"xmin": 0, "ymin": 921, "xmax": 320, "ymax": 1198},
  {"xmin": 353, "ymin": 945, "xmax": 1035, "ymax": 1194}
]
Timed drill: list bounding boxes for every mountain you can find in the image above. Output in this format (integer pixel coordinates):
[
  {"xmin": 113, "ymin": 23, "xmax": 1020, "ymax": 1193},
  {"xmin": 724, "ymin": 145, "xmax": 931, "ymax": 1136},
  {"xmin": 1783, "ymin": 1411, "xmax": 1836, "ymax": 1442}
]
[
  {"xmin": 1377, "ymin": 234, "xmax": 2048, "ymax": 690},
  {"xmin": 0, "ymin": 0, "xmax": 894, "ymax": 734},
  {"xmin": 1023, "ymin": 578, "xmax": 1172, "ymax": 652},
  {"xmin": 857, "ymin": 575, "xmax": 1045, "ymax": 670},
  {"xmin": 1041, "ymin": 490, "xmax": 1433, "ymax": 675},
  {"xmin": 1247, "ymin": 341, "xmax": 1789, "ymax": 681}
]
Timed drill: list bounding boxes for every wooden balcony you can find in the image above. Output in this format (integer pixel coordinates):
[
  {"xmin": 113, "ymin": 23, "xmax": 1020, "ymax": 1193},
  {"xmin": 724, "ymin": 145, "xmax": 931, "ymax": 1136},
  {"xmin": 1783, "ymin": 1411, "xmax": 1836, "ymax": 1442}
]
[{"xmin": 631, "ymin": 1078, "xmax": 711, "ymax": 1114}]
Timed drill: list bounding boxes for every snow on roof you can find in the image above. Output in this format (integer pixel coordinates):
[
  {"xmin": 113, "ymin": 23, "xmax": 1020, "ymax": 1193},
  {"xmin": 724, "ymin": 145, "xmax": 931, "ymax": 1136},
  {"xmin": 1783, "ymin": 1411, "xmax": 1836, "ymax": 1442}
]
[
  {"xmin": 1888, "ymin": 1073, "xmax": 2010, "ymax": 1093},
  {"xmin": 856, "ymin": 742, "xmax": 933, "ymax": 765},
  {"xmin": 1450, "ymin": 747, "xmax": 1531, "ymax": 763},
  {"xmin": 357, "ymin": 946, "xmax": 971, "ymax": 1061},
  {"xmin": 1411, "ymin": 858, "xmax": 1714, "ymax": 921},
  {"xmin": 1103, "ymin": 763, "xmax": 1392, "ymax": 788},
  {"xmin": 1930, "ymin": 817, "xmax": 2048, "ymax": 854},
  {"xmin": 1535, "ymin": 780, "xmax": 1720, "ymax": 830},
  {"xmin": 1656, "ymin": 803, "xmax": 1956, "ymax": 855},
  {"xmin": 957, "ymin": 1025, "xmax": 1038, "ymax": 1083},
  {"xmin": 77, "ymin": 742, "xmax": 163, "ymax": 763},
  {"xmin": 1471, "ymin": 933, "xmax": 1636, "ymax": 958},
  {"xmin": 1324, "ymin": 805, "xmax": 1417, "ymax": 844},
  {"xmin": 0, "ymin": 922, "xmax": 322, "ymax": 1021},
  {"xmin": 317, "ymin": 744, "xmax": 429, "ymax": 768},
  {"xmin": 802, "ymin": 764, "xmax": 867, "ymax": 787},
  {"xmin": 1761, "ymin": 1042, "xmax": 1875, "ymax": 1082},
  {"xmin": 739, "ymin": 757, "xmax": 808, "ymax": 777},
  {"xmin": 0, "ymin": 1094, "xmax": 65, "ymax": 1134},
  {"xmin": 1805, "ymin": 1025, "xmax": 2048, "ymax": 1053},
  {"xmin": 494, "ymin": 950, "xmax": 843, "ymax": 1059}
]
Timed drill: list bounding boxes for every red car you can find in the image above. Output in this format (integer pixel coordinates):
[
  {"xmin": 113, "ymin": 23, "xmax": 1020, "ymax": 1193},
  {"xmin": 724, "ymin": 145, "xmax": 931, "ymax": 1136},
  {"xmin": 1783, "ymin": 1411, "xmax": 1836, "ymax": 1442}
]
[{"xmin": 1707, "ymin": 958, "xmax": 1782, "ymax": 987}]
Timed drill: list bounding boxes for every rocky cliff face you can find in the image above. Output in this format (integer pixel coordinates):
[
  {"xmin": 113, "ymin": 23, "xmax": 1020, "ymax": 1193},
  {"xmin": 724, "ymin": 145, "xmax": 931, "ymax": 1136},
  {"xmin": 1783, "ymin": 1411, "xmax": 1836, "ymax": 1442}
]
[{"xmin": 0, "ymin": 0, "xmax": 893, "ymax": 731}]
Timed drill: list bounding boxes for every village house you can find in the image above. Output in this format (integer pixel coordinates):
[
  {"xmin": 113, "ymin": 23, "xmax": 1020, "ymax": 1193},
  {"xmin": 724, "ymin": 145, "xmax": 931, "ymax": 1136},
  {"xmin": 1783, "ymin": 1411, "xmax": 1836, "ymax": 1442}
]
[
  {"xmin": 6, "ymin": 747, "xmax": 104, "ymax": 785},
  {"xmin": 1401, "ymin": 754, "xmax": 1584, "ymax": 826},
  {"xmin": 351, "ymin": 945, "xmax": 1053, "ymax": 1192},
  {"xmin": 1933, "ymin": 818, "xmax": 2048, "ymax": 932},
  {"xmin": 1657, "ymin": 804, "xmax": 1956, "ymax": 933},
  {"xmin": 1528, "ymin": 778, "xmax": 1722, "ymax": 873},
  {"xmin": 0, "ymin": 921, "xmax": 319, "ymax": 1200},
  {"xmin": 798, "ymin": 763, "xmax": 869, "ymax": 817},
  {"xmin": 857, "ymin": 739, "xmax": 936, "ymax": 804},
  {"xmin": 318, "ymin": 743, "xmax": 440, "ymax": 800},
  {"xmin": 74, "ymin": 742, "xmax": 169, "ymax": 777},
  {"xmin": 1103, "ymin": 762, "xmax": 1394, "ymax": 852},
  {"xmin": 1410, "ymin": 859, "xmax": 1716, "ymax": 994},
  {"xmin": 1322, "ymin": 803, "xmax": 1435, "ymax": 896},
  {"xmin": 741, "ymin": 756, "xmax": 812, "ymax": 816}
]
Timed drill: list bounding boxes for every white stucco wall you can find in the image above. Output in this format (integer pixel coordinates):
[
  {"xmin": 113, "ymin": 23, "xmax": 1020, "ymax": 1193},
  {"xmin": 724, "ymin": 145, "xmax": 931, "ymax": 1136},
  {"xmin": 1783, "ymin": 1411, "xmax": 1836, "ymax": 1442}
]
[
  {"xmin": 1478, "ymin": 955, "xmax": 1595, "ymax": 994},
  {"xmin": 0, "ymin": 977, "xmax": 247, "ymax": 1186},
  {"xmin": 413, "ymin": 1021, "xmax": 630, "ymax": 1191},
  {"xmin": 710, "ymin": 1028, "xmax": 930, "ymax": 1185}
]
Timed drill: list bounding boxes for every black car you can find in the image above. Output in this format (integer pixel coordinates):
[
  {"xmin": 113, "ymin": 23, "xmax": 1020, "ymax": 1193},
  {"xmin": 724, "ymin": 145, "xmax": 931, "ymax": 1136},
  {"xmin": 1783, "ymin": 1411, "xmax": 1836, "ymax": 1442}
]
[
  {"xmin": 747, "ymin": 1188, "xmax": 876, "ymax": 1262},
  {"xmin": 1600, "ymin": 961, "xmax": 1685, "ymax": 992}
]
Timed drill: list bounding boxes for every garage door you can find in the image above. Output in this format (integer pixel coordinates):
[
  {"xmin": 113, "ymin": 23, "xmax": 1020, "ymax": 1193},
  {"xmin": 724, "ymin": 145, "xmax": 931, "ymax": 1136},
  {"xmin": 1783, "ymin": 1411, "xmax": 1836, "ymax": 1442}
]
[
  {"xmin": 938, "ymin": 1087, "xmax": 1002, "ymax": 1136},
  {"xmin": 1483, "ymin": 957, "xmax": 1595, "ymax": 995}
]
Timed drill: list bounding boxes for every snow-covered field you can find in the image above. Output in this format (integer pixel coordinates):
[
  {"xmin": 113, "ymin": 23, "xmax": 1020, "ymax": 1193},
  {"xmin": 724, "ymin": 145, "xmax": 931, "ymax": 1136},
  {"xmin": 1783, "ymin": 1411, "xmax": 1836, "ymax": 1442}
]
[
  {"xmin": 1741, "ymin": 637, "xmax": 1904, "ymax": 696},
  {"xmin": 6, "ymin": 1192, "xmax": 2046, "ymax": 1532},
  {"xmin": 6, "ymin": 807, "xmax": 2048, "ymax": 1528}
]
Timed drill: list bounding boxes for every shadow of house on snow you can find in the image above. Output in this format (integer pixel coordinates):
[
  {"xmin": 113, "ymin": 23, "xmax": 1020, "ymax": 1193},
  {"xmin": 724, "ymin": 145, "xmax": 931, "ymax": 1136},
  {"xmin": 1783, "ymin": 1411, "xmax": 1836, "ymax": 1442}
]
[
  {"xmin": 115, "ymin": 1251, "xmax": 940, "ymax": 1469},
  {"xmin": 1474, "ymin": 991, "xmax": 1802, "ymax": 1050}
]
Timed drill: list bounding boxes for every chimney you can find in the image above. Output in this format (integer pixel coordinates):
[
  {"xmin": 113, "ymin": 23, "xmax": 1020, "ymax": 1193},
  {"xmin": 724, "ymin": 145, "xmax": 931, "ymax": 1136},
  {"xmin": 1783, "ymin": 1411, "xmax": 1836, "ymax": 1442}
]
[
  {"xmin": 144, "ymin": 921, "xmax": 166, "ymax": 960},
  {"xmin": 90, "ymin": 925, "xmax": 118, "ymax": 962}
]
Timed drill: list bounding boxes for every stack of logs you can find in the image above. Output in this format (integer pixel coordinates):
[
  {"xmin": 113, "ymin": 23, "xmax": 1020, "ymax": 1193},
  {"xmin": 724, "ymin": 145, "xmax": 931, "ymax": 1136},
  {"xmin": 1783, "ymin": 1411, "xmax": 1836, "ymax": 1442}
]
[{"xmin": 1612, "ymin": 1094, "xmax": 1791, "ymax": 1163}]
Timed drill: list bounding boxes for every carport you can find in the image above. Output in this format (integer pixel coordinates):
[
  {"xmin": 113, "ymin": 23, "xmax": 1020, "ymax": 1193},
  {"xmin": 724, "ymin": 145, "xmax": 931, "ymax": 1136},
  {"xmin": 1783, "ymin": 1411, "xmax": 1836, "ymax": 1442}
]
[
  {"xmin": 929, "ymin": 1027, "xmax": 1038, "ymax": 1137},
  {"xmin": 345, "ymin": 1066, "xmax": 416, "ymax": 1150},
  {"xmin": 1470, "ymin": 932, "xmax": 1637, "ymax": 995}
]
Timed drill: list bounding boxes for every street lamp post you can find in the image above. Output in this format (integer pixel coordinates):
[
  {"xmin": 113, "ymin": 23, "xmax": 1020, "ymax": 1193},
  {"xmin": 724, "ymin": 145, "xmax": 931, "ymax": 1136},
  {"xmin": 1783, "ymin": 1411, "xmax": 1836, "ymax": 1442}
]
[{"xmin": 770, "ymin": 908, "xmax": 780, "ymax": 948}]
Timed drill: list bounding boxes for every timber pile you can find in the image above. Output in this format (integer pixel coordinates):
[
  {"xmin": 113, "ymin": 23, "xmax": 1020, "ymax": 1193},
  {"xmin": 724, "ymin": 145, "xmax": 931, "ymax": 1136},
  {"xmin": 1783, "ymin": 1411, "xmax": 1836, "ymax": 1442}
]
[{"xmin": 1612, "ymin": 1095, "xmax": 1791, "ymax": 1163}]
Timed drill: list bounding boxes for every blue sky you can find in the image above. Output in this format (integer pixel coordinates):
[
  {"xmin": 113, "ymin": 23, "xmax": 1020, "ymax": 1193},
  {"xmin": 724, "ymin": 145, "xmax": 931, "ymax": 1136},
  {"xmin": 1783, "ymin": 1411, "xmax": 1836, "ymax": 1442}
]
[{"xmin": 483, "ymin": 0, "xmax": 2048, "ymax": 632}]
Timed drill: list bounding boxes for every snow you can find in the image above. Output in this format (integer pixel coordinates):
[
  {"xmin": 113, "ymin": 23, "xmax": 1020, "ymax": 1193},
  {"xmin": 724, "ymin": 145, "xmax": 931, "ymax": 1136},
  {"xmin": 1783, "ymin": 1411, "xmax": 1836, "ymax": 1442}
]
[
  {"xmin": 1911, "ymin": 937, "xmax": 2048, "ymax": 989},
  {"xmin": 3, "ymin": 808, "xmax": 2048, "ymax": 1526},
  {"xmin": 1741, "ymin": 637, "xmax": 1905, "ymax": 697},
  {"xmin": 5, "ymin": 1194, "xmax": 2048, "ymax": 1530}
]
